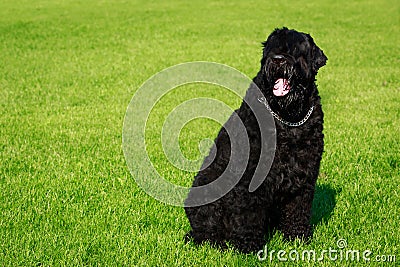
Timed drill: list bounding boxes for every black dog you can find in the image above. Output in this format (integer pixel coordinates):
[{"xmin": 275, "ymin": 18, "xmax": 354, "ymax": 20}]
[{"xmin": 184, "ymin": 27, "xmax": 327, "ymax": 253}]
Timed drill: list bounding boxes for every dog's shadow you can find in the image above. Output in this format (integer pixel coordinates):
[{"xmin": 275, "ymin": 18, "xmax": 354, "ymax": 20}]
[{"xmin": 310, "ymin": 183, "xmax": 338, "ymax": 226}]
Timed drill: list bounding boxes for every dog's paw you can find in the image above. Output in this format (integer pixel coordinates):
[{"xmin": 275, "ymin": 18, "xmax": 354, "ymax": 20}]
[{"xmin": 282, "ymin": 227, "xmax": 313, "ymax": 243}]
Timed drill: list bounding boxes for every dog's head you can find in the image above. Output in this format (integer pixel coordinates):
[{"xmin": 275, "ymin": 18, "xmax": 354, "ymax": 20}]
[{"xmin": 259, "ymin": 27, "xmax": 327, "ymax": 120}]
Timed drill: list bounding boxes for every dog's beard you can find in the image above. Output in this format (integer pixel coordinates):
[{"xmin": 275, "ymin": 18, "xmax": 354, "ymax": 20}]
[{"xmin": 263, "ymin": 62, "xmax": 312, "ymax": 122}]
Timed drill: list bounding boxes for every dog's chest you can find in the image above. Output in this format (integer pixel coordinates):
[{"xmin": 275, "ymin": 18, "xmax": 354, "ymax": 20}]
[
  {"xmin": 277, "ymin": 126, "xmax": 313, "ymax": 145},
  {"xmin": 273, "ymin": 124, "xmax": 322, "ymax": 166}
]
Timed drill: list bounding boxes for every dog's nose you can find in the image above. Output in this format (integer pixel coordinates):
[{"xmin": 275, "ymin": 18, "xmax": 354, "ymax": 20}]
[{"xmin": 272, "ymin": 55, "xmax": 286, "ymax": 65}]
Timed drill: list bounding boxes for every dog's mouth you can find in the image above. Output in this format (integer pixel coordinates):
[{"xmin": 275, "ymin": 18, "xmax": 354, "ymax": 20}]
[
  {"xmin": 266, "ymin": 54, "xmax": 294, "ymax": 97},
  {"xmin": 273, "ymin": 78, "xmax": 291, "ymax": 96}
]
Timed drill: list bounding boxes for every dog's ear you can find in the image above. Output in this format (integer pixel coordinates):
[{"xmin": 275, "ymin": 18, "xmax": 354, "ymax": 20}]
[
  {"xmin": 261, "ymin": 40, "xmax": 269, "ymax": 66},
  {"xmin": 261, "ymin": 34, "xmax": 275, "ymax": 65},
  {"xmin": 312, "ymin": 45, "xmax": 327, "ymax": 71},
  {"xmin": 308, "ymin": 34, "xmax": 327, "ymax": 72}
]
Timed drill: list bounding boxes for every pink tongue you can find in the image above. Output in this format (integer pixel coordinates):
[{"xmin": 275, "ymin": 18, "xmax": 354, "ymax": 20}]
[{"xmin": 273, "ymin": 78, "xmax": 290, "ymax": 96}]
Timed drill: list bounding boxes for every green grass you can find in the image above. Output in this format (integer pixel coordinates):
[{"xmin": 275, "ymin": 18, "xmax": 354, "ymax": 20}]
[{"xmin": 1, "ymin": 0, "xmax": 399, "ymax": 266}]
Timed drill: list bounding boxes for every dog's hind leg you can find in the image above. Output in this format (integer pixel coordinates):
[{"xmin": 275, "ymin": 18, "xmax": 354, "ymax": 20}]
[{"xmin": 184, "ymin": 203, "xmax": 227, "ymax": 249}]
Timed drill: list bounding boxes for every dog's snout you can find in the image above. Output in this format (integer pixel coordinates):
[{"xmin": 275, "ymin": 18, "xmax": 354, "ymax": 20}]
[
  {"xmin": 272, "ymin": 55, "xmax": 286, "ymax": 65},
  {"xmin": 273, "ymin": 55, "xmax": 285, "ymax": 59}
]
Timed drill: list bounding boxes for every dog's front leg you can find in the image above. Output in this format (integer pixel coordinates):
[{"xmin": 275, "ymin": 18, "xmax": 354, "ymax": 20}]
[
  {"xmin": 278, "ymin": 188, "xmax": 315, "ymax": 241},
  {"xmin": 227, "ymin": 208, "xmax": 268, "ymax": 254}
]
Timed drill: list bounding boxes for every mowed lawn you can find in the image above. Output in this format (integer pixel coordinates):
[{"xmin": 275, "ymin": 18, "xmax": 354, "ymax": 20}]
[{"xmin": 0, "ymin": 0, "xmax": 399, "ymax": 266}]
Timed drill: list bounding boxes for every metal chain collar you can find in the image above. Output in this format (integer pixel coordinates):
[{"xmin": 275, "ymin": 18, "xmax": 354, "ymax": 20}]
[{"xmin": 257, "ymin": 96, "xmax": 314, "ymax": 127}]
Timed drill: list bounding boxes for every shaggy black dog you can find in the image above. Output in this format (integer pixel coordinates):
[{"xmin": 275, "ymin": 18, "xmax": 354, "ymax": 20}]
[{"xmin": 184, "ymin": 27, "xmax": 327, "ymax": 253}]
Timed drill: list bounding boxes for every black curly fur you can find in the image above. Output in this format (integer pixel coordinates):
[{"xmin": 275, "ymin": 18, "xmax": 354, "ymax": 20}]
[{"xmin": 184, "ymin": 27, "xmax": 327, "ymax": 254}]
